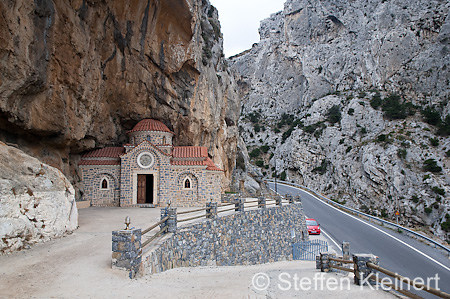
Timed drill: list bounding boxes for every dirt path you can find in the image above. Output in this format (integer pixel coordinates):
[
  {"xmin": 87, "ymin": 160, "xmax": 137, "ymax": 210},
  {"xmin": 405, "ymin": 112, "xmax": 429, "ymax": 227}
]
[{"xmin": 0, "ymin": 207, "xmax": 396, "ymax": 298}]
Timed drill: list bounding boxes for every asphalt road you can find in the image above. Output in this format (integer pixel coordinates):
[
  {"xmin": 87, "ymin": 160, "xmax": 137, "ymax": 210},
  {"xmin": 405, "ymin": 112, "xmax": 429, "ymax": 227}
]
[{"xmin": 269, "ymin": 182, "xmax": 450, "ymax": 298}]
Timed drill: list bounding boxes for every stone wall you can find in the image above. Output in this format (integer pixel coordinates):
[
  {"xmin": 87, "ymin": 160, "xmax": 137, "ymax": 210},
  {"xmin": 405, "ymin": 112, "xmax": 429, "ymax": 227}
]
[
  {"xmin": 79, "ymin": 165, "xmax": 120, "ymax": 206},
  {"xmin": 140, "ymin": 203, "xmax": 309, "ymax": 275}
]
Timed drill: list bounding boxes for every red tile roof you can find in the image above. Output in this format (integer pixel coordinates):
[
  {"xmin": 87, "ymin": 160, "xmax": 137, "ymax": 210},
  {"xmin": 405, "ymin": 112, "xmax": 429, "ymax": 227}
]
[
  {"xmin": 205, "ymin": 157, "xmax": 223, "ymax": 171},
  {"xmin": 171, "ymin": 160, "xmax": 206, "ymax": 166},
  {"xmin": 171, "ymin": 156, "xmax": 223, "ymax": 171},
  {"xmin": 127, "ymin": 119, "xmax": 173, "ymax": 134},
  {"xmin": 172, "ymin": 146, "xmax": 208, "ymax": 158},
  {"xmin": 79, "ymin": 159, "xmax": 120, "ymax": 166},
  {"xmin": 82, "ymin": 147, "xmax": 124, "ymax": 158}
]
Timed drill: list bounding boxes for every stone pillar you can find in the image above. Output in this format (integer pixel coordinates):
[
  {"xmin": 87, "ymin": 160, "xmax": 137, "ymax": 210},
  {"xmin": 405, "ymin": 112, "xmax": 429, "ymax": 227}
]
[
  {"xmin": 112, "ymin": 228, "xmax": 142, "ymax": 279},
  {"xmin": 161, "ymin": 207, "xmax": 177, "ymax": 233},
  {"xmin": 258, "ymin": 196, "xmax": 266, "ymax": 209},
  {"xmin": 206, "ymin": 202, "xmax": 218, "ymax": 219},
  {"xmin": 276, "ymin": 195, "xmax": 282, "ymax": 207},
  {"xmin": 286, "ymin": 194, "xmax": 294, "ymax": 204},
  {"xmin": 342, "ymin": 241, "xmax": 350, "ymax": 260},
  {"xmin": 235, "ymin": 198, "xmax": 244, "ymax": 212},
  {"xmin": 320, "ymin": 252, "xmax": 336, "ymax": 272},
  {"xmin": 353, "ymin": 254, "xmax": 379, "ymax": 286},
  {"xmin": 316, "ymin": 255, "xmax": 321, "ymax": 269}
]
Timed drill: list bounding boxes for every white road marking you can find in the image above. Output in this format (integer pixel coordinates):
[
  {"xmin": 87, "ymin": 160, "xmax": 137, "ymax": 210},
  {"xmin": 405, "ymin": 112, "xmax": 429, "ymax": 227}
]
[
  {"xmin": 275, "ymin": 184, "xmax": 450, "ymax": 272},
  {"xmin": 321, "ymin": 229, "xmax": 341, "ymax": 251},
  {"xmin": 305, "ymin": 213, "xmax": 341, "ymax": 251}
]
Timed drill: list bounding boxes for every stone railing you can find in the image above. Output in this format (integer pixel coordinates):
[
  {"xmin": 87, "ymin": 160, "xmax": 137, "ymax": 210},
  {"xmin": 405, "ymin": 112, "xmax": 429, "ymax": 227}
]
[{"xmin": 112, "ymin": 195, "xmax": 308, "ymax": 278}]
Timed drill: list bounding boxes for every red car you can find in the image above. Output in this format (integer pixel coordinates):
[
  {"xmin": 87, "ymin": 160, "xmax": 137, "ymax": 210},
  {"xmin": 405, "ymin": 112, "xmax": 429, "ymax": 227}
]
[{"xmin": 306, "ymin": 218, "xmax": 321, "ymax": 235}]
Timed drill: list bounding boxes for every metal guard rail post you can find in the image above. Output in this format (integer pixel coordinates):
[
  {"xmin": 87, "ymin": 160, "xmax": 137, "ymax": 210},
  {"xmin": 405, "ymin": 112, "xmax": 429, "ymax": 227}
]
[{"xmin": 267, "ymin": 179, "xmax": 450, "ymax": 255}]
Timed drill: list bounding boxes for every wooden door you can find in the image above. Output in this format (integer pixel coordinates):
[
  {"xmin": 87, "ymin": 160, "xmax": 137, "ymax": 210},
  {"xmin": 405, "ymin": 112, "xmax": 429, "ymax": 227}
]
[{"xmin": 137, "ymin": 175, "xmax": 146, "ymax": 204}]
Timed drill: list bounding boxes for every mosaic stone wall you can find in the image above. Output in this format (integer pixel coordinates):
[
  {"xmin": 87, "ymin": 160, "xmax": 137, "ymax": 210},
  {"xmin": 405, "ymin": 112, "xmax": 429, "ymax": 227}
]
[
  {"xmin": 119, "ymin": 142, "xmax": 222, "ymax": 207},
  {"xmin": 140, "ymin": 203, "xmax": 309, "ymax": 275},
  {"xmin": 129, "ymin": 131, "xmax": 173, "ymax": 146},
  {"xmin": 80, "ymin": 165, "xmax": 120, "ymax": 206}
]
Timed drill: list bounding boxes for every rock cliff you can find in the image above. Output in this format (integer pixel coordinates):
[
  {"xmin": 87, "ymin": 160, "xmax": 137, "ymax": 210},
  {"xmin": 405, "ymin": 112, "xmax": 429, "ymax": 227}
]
[
  {"xmin": 230, "ymin": 0, "xmax": 450, "ymax": 241},
  {"xmin": 0, "ymin": 142, "xmax": 78, "ymax": 254},
  {"xmin": 0, "ymin": 0, "xmax": 239, "ymax": 193}
]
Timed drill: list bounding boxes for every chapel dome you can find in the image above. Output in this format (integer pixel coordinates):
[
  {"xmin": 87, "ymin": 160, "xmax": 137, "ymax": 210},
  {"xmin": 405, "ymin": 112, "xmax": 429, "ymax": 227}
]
[{"xmin": 127, "ymin": 119, "xmax": 173, "ymax": 134}]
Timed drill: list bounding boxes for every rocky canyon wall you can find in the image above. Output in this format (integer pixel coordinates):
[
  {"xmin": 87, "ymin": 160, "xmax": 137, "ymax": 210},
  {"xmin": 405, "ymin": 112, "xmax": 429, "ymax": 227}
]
[
  {"xmin": 230, "ymin": 0, "xmax": 450, "ymax": 241},
  {"xmin": 0, "ymin": 0, "xmax": 240, "ymax": 195}
]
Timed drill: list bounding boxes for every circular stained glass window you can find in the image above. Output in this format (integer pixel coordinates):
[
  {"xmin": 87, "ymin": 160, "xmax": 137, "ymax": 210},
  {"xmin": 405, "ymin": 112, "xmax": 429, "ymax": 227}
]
[{"xmin": 137, "ymin": 152, "xmax": 154, "ymax": 168}]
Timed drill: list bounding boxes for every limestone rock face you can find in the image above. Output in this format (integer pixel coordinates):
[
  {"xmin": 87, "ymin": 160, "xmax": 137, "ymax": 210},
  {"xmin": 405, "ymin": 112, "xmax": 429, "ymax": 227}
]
[
  {"xmin": 231, "ymin": 0, "xmax": 450, "ymax": 240},
  {"xmin": 0, "ymin": 142, "xmax": 78, "ymax": 254},
  {"xmin": 0, "ymin": 0, "xmax": 239, "ymax": 192}
]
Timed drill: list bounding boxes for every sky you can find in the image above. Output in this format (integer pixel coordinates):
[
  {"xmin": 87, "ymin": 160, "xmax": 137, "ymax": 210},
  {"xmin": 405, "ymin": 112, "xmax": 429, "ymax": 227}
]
[{"xmin": 209, "ymin": 0, "xmax": 286, "ymax": 57}]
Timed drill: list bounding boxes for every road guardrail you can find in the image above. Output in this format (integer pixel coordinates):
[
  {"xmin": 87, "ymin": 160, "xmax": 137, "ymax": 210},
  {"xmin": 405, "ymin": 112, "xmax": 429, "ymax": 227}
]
[{"xmin": 266, "ymin": 179, "xmax": 450, "ymax": 255}]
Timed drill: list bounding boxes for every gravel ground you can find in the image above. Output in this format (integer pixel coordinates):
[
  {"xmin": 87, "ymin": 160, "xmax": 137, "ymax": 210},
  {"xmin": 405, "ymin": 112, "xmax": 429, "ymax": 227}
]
[{"xmin": 0, "ymin": 207, "xmax": 396, "ymax": 298}]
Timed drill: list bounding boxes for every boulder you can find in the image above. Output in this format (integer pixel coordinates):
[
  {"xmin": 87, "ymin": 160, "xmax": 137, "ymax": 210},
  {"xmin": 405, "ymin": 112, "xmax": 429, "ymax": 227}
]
[{"xmin": 0, "ymin": 142, "xmax": 78, "ymax": 254}]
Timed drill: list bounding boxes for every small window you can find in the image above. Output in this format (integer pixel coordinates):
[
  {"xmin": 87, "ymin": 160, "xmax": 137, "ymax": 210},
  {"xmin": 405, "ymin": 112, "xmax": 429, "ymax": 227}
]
[
  {"xmin": 184, "ymin": 177, "xmax": 192, "ymax": 189},
  {"xmin": 101, "ymin": 178, "xmax": 108, "ymax": 189},
  {"xmin": 146, "ymin": 135, "xmax": 151, "ymax": 142},
  {"xmin": 162, "ymin": 136, "xmax": 166, "ymax": 144}
]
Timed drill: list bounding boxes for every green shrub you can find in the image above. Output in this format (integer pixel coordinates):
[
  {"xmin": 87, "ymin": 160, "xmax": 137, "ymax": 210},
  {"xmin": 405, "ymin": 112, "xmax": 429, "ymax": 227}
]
[
  {"xmin": 422, "ymin": 106, "xmax": 441, "ymax": 126},
  {"xmin": 430, "ymin": 137, "xmax": 439, "ymax": 147},
  {"xmin": 255, "ymin": 160, "xmax": 264, "ymax": 167},
  {"xmin": 312, "ymin": 159, "xmax": 328, "ymax": 175},
  {"xmin": 431, "ymin": 186, "xmax": 445, "ymax": 196},
  {"xmin": 274, "ymin": 128, "xmax": 280, "ymax": 133},
  {"xmin": 327, "ymin": 105, "xmax": 342, "ymax": 124},
  {"xmin": 346, "ymin": 146, "xmax": 352, "ymax": 153},
  {"xmin": 249, "ymin": 148, "xmax": 261, "ymax": 158},
  {"xmin": 247, "ymin": 112, "xmax": 261, "ymax": 124},
  {"xmin": 361, "ymin": 205, "xmax": 370, "ymax": 213},
  {"xmin": 381, "ymin": 94, "xmax": 416, "ymax": 120},
  {"xmin": 377, "ymin": 134, "xmax": 387, "ymax": 142},
  {"xmin": 424, "ymin": 207, "xmax": 433, "ymax": 214},
  {"xmin": 381, "ymin": 209, "xmax": 388, "ymax": 218},
  {"xmin": 370, "ymin": 94, "xmax": 382, "ymax": 109},
  {"xmin": 282, "ymin": 127, "xmax": 294, "ymax": 143},
  {"xmin": 437, "ymin": 115, "xmax": 450, "ymax": 136},
  {"xmin": 348, "ymin": 108, "xmax": 355, "ymax": 115},
  {"xmin": 360, "ymin": 127, "xmax": 367, "ymax": 134},
  {"xmin": 280, "ymin": 171, "xmax": 287, "ymax": 181},
  {"xmin": 260, "ymin": 145, "xmax": 270, "ymax": 154},
  {"xmin": 397, "ymin": 148, "xmax": 407, "ymax": 159},
  {"xmin": 441, "ymin": 220, "xmax": 450, "ymax": 232},
  {"xmin": 254, "ymin": 124, "xmax": 261, "ymax": 133},
  {"xmin": 411, "ymin": 194, "xmax": 419, "ymax": 203},
  {"xmin": 304, "ymin": 122, "xmax": 318, "ymax": 134},
  {"xmin": 423, "ymin": 159, "xmax": 442, "ymax": 173}
]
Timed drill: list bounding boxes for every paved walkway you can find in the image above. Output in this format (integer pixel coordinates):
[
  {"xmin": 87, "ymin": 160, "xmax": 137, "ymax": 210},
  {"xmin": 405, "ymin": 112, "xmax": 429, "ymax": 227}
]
[{"xmin": 0, "ymin": 207, "xmax": 396, "ymax": 298}]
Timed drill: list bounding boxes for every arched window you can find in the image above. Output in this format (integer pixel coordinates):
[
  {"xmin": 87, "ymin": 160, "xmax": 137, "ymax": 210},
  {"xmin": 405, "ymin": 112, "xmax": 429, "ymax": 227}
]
[
  {"xmin": 101, "ymin": 178, "xmax": 108, "ymax": 190},
  {"xmin": 162, "ymin": 136, "xmax": 166, "ymax": 144},
  {"xmin": 184, "ymin": 177, "xmax": 192, "ymax": 189}
]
